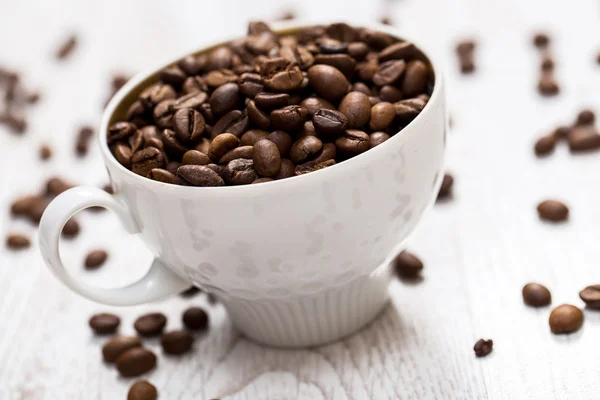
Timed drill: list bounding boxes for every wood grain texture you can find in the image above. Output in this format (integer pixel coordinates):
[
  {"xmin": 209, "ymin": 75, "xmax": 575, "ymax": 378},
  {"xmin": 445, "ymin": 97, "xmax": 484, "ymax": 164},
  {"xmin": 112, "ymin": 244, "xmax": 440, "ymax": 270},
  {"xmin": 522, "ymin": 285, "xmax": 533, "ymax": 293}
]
[{"xmin": 2, "ymin": 0, "xmax": 600, "ymax": 398}]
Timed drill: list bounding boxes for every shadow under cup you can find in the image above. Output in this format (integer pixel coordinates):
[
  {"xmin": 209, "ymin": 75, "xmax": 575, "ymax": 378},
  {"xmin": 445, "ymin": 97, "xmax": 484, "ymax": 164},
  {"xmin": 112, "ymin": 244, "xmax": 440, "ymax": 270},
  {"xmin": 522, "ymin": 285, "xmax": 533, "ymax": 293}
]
[{"xmin": 103, "ymin": 24, "xmax": 446, "ymax": 347}]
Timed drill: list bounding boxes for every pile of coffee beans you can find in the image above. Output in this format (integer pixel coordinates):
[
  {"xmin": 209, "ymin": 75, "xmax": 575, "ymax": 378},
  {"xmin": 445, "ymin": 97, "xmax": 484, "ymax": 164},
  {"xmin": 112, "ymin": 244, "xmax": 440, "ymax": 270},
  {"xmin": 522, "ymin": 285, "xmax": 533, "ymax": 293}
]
[
  {"xmin": 455, "ymin": 40, "xmax": 476, "ymax": 74},
  {"xmin": 534, "ymin": 109, "xmax": 600, "ymax": 156},
  {"xmin": 107, "ymin": 21, "xmax": 433, "ymax": 186},
  {"xmin": 533, "ymin": 32, "xmax": 559, "ymax": 96}
]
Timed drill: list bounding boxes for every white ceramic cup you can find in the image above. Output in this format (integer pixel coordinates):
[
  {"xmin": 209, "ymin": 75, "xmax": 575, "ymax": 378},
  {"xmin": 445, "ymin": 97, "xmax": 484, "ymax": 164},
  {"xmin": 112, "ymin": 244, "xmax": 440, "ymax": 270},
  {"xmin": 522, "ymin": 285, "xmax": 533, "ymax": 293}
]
[{"xmin": 39, "ymin": 22, "xmax": 446, "ymax": 347}]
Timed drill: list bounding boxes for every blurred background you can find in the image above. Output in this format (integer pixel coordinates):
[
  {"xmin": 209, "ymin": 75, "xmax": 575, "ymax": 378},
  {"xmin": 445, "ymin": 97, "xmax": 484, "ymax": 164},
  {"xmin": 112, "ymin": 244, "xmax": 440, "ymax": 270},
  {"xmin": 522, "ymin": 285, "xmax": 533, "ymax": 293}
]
[{"xmin": 3, "ymin": 0, "xmax": 600, "ymax": 399}]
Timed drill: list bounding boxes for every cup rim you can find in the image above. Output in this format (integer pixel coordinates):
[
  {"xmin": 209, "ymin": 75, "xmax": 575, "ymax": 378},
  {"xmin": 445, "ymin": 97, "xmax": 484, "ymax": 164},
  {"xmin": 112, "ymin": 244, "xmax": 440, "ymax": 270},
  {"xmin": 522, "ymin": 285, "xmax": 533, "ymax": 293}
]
[{"xmin": 99, "ymin": 19, "xmax": 444, "ymax": 193}]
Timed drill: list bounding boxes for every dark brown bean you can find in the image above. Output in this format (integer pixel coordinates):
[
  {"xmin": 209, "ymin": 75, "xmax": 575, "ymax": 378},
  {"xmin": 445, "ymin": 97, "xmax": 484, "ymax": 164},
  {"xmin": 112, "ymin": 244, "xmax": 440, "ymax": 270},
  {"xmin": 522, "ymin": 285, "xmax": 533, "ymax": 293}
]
[
  {"xmin": 177, "ymin": 165, "xmax": 225, "ymax": 186},
  {"xmin": 348, "ymin": 42, "xmax": 369, "ymax": 61},
  {"xmin": 264, "ymin": 65, "xmax": 304, "ymax": 92},
  {"xmin": 107, "ymin": 122, "xmax": 136, "ymax": 144},
  {"xmin": 378, "ymin": 41, "xmax": 418, "ymax": 62},
  {"xmin": 131, "ymin": 147, "xmax": 167, "ymax": 177},
  {"xmin": 6, "ymin": 234, "xmax": 30, "ymax": 250},
  {"xmin": 295, "ymin": 159, "xmax": 335, "ymax": 175},
  {"xmin": 172, "ymin": 91, "xmax": 208, "ymax": 111},
  {"xmin": 116, "ymin": 348, "xmax": 157, "ymax": 377},
  {"xmin": 290, "ymin": 136, "xmax": 323, "ymax": 163},
  {"xmin": 522, "ymin": 283, "xmax": 552, "ymax": 307},
  {"xmin": 89, "ymin": 313, "xmax": 120, "ymax": 334},
  {"xmin": 335, "ymin": 129, "xmax": 370, "ymax": 158},
  {"xmin": 140, "ymin": 83, "xmax": 177, "ymax": 110},
  {"xmin": 274, "ymin": 158, "xmax": 296, "ymax": 179},
  {"xmin": 159, "ymin": 66, "xmax": 187, "ymax": 87},
  {"xmin": 238, "ymin": 72, "xmax": 264, "ymax": 97},
  {"xmin": 182, "ymin": 150, "xmax": 211, "ymax": 166},
  {"xmin": 338, "ymin": 92, "xmax": 371, "ymax": 129},
  {"xmin": 206, "ymin": 46, "xmax": 233, "ymax": 71},
  {"xmin": 307, "ymin": 65, "xmax": 349, "ymax": 102},
  {"xmin": 55, "ymin": 34, "xmax": 78, "ymax": 60},
  {"xmin": 401, "ymin": 60, "xmax": 428, "ymax": 97},
  {"xmin": 10, "ymin": 195, "xmax": 40, "ymax": 217},
  {"xmin": 537, "ymin": 199, "xmax": 568, "ymax": 222},
  {"xmin": 379, "ymin": 85, "xmax": 403, "ymax": 103},
  {"xmin": 254, "ymin": 92, "xmax": 289, "ymax": 110},
  {"xmin": 134, "ymin": 313, "xmax": 167, "ymax": 337},
  {"xmin": 369, "ymin": 102, "xmax": 395, "ymax": 131},
  {"xmin": 208, "ymin": 133, "xmax": 240, "ymax": 161},
  {"xmin": 579, "ymin": 285, "xmax": 600, "ymax": 309},
  {"xmin": 373, "ymin": 60, "xmax": 406, "ymax": 86},
  {"xmin": 538, "ymin": 72, "xmax": 559, "ymax": 96},
  {"xmin": 300, "ymin": 97, "xmax": 335, "ymax": 117},
  {"xmin": 253, "ymin": 139, "xmax": 281, "ymax": 177},
  {"xmin": 102, "ymin": 336, "xmax": 142, "ymax": 362},
  {"xmin": 313, "ymin": 109, "xmax": 348, "ymax": 138},
  {"xmin": 437, "ymin": 173, "xmax": 454, "ymax": 200},
  {"xmin": 270, "ymin": 105, "xmax": 308, "ymax": 131},
  {"xmin": 393, "ymin": 251, "xmax": 423, "ymax": 277},
  {"xmin": 161, "ymin": 330, "xmax": 194, "ymax": 355},
  {"xmin": 219, "ymin": 146, "xmax": 253, "ymax": 164},
  {"xmin": 240, "ymin": 129, "xmax": 270, "ymax": 146},
  {"xmin": 223, "ymin": 158, "xmax": 257, "ymax": 185},
  {"xmin": 576, "ymin": 109, "xmax": 595, "ymax": 126},
  {"xmin": 113, "ymin": 142, "xmax": 133, "ymax": 169},
  {"xmin": 39, "ymin": 144, "xmax": 52, "ymax": 160},
  {"xmin": 534, "ymin": 134, "xmax": 556, "ymax": 156},
  {"xmin": 311, "ymin": 143, "xmax": 337, "ymax": 164},
  {"xmin": 247, "ymin": 100, "xmax": 271, "ymax": 129},
  {"xmin": 369, "ymin": 131, "xmax": 390, "ymax": 148},
  {"xmin": 173, "ymin": 108, "xmax": 205, "ymax": 142},
  {"xmin": 85, "ymin": 250, "xmax": 108, "ymax": 270},
  {"xmin": 205, "ymin": 69, "xmax": 238, "ymax": 88},
  {"xmin": 211, "ymin": 110, "xmax": 249, "ymax": 137},
  {"xmin": 549, "ymin": 304, "xmax": 583, "ymax": 334},
  {"xmin": 568, "ymin": 126, "xmax": 600, "ymax": 152},
  {"xmin": 394, "ymin": 98, "xmax": 427, "ymax": 123},
  {"xmin": 182, "ymin": 307, "xmax": 209, "ymax": 330},
  {"xmin": 210, "ymin": 83, "xmax": 241, "ymax": 115},
  {"xmin": 473, "ymin": 339, "xmax": 493, "ymax": 357},
  {"xmin": 533, "ymin": 33, "xmax": 550, "ymax": 48},
  {"xmin": 128, "ymin": 380, "xmax": 158, "ymax": 400},
  {"xmin": 252, "ymin": 177, "xmax": 274, "ymax": 184},
  {"xmin": 313, "ymin": 54, "xmax": 356, "ymax": 78},
  {"xmin": 62, "ymin": 218, "xmax": 80, "ymax": 238},
  {"xmin": 148, "ymin": 168, "xmax": 180, "ymax": 184}
]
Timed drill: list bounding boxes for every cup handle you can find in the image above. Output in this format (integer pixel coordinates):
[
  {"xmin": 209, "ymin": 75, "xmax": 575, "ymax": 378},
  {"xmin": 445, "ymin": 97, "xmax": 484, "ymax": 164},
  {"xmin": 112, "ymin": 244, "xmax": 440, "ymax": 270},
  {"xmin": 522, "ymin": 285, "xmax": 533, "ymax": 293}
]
[{"xmin": 39, "ymin": 186, "xmax": 189, "ymax": 306}]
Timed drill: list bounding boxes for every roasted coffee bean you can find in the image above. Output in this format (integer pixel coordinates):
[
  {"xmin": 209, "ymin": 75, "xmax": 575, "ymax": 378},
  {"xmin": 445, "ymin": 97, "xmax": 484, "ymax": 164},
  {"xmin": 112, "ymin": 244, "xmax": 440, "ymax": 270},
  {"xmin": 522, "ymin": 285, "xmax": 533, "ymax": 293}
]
[
  {"xmin": 134, "ymin": 313, "xmax": 167, "ymax": 337},
  {"xmin": 0, "ymin": 112, "xmax": 27, "ymax": 134},
  {"xmin": 553, "ymin": 126, "xmax": 570, "ymax": 140},
  {"xmin": 219, "ymin": 146, "xmax": 253, "ymax": 164},
  {"xmin": 173, "ymin": 108, "xmax": 205, "ymax": 142},
  {"xmin": 339, "ymin": 92, "xmax": 371, "ymax": 129},
  {"xmin": 161, "ymin": 330, "xmax": 194, "ymax": 355},
  {"xmin": 576, "ymin": 109, "xmax": 595, "ymax": 126},
  {"xmin": 537, "ymin": 199, "xmax": 568, "ymax": 222},
  {"xmin": 279, "ymin": 45, "xmax": 314, "ymax": 70},
  {"xmin": 182, "ymin": 307, "xmax": 209, "ymax": 330},
  {"xmin": 534, "ymin": 134, "xmax": 556, "ymax": 156},
  {"xmin": 206, "ymin": 46, "xmax": 233, "ymax": 71},
  {"xmin": 473, "ymin": 339, "xmax": 493, "ymax": 357},
  {"xmin": 537, "ymin": 72, "xmax": 559, "ymax": 96},
  {"xmin": 55, "ymin": 34, "xmax": 78, "ymax": 60},
  {"xmin": 129, "ymin": 130, "xmax": 144, "ymax": 153},
  {"xmin": 541, "ymin": 56, "xmax": 554, "ymax": 72},
  {"xmin": 300, "ymin": 97, "xmax": 335, "ymax": 117},
  {"xmin": 172, "ymin": 91, "xmax": 208, "ymax": 111},
  {"xmin": 395, "ymin": 98, "xmax": 427, "ymax": 123},
  {"xmin": 85, "ymin": 249, "xmax": 108, "ymax": 270},
  {"xmin": 153, "ymin": 99, "xmax": 176, "ymax": 128},
  {"xmin": 379, "ymin": 85, "xmax": 403, "ymax": 103},
  {"xmin": 46, "ymin": 177, "xmax": 74, "ymax": 197},
  {"xmin": 455, "ymin": 40, "xmax": 476, "ymax": 74},
  {"xmin": 195, "ymin": 138, "xmax": 211, "ymax": 154},
  {"xmin": 263, "ymin": 65, "xmax": 304, "ymax": 92},
  {"xmin": 378, "ymin": 41, "xmax": 417, "ymax": 62},
  {"xmin": 159, "ymin": 66, "xmax": 187, "ymax": 87},
  {"xmin": 295, "ymin": 159, "xmax": 335, "ymax": 175},
  {"xmin": 254, "ymin": 92, "xmax": 290, "ymax": 110},
  {"xmin": 266, "ymin": 131, "xmax": 293, "ymax": 156},
  {"xmin": 360, "ymin": 29, "xmax": 396, "ymax": 50},
  {"xmin": 210, "ymin": 83, "xmax": 241, "ymax": 115},
  {"xmin": 178, "ymin": 55, "xmax": 204, "ymax": 76},
  {"xmin": 348, "ymin": 42, "xmax": 369, "ymax": 61},
  {"xmin": 270, "ymin": 105, "xmax": 308, "ymax": 131},
  {"xmin": 401, "ymin": 60, "xmax": 428, "ymax": 97},
  {"xmin": 313, "ymin": 109, "xmax": 348, "ymax": 138},
  {"xmin": 62, "ymin": 218, "xmax": 80, "ymax": 238},
  {"xmin": 325, "ymin": 22, "xmax": 357, "ymax": 42},
  {"xmin": 116, "ymin": 348, "xmax": 157, "ymax": 377},
  {"xmin": 549, "ymin": 304, "xmax": 583, "ymax": 334},
  {"xmin": 369, "ymin": 131, "xmax": 390, "ymax": 148},
  {"xmin": 113, "ymin": 142, "xmax": 133, "ymax": 169},
  {"xmin": 437, "ymin": 173, "xmax": 454, "ymax": 199},
  {"xmin": 298, "ymin": 121, "xmax": 317, "ymax": 138},
  {"xmin": 148, "ymin": 168, "xmax": 180, "ymax": 184},
  {"xmin": 205, "ymin": 163, "xmax": 226, "ymax": 178},
  {"xmin": 567, "ymin": 126, "xmax": 600, "ymax": 152},
  {"xmin": 183, "ymin": 76, "xmax": 208, "ymax": 94},
  {"xmin": 318, "ymin": 39, "xmax": 348, "ymax": 55},
  {"xmin": 373, "ymin": 60, "xmax": 406, "ymax": 86},
  {"xmin": 144, "ymin": 137, "xmax": 164, "ymax": 150},
  {"xmin": 290, "ymin": 136, "xmax": 323, "ymax": 163},
  {"xmin": 307, "ymin": 65, "xmax": 349, "ymax": 102},
  {"xmin": 335, "ymin": 129, "xmax": 369, "ymax": 158},
  {"xmin": 75, "ymin": 126, "xmax": 94, "ymax": 156},
  {"xmin": 351, "ymin": 82, "xmax": 372, "ymax": 96},
  {"xmin": 179, "ymin": 286, "xmax": 201, "ymax": 297},
  {"xmin": 223, "ymin": 158, "xmax": 257, "ymax": 185},
  {"xmin": 522, "ymin": 283, "xmax": 552, "ymax": 307},
  {"xmin": 208, "ymin": 133, "xmax": 240, "ymax": 161},
  {"xmin": 312, "ymin": 142, "xmax": 337, "ymax": 164},
  {"xmin": 6, "ymin": 234, "xmax": 30, "ymax": 250},
  {"xmin": 579, "ymin": 285, "xmax": 600, "ymax": 309},
  {"xmin": 252, "ymin": 177, "xmax": 274, "ymax": 184},
  {"xmin": 28, "ymin": 197, "xmax": 50, "ymax": 224},
  {"xmin": 39, "ymin": 144, "xmax": 52, "ymax": 160},
  {"xmin": 89, "ymin": 313, "xmax": 120, "ymax": 334},
  {"xmin": 140, "ymin": 83, "xmax": 177, "ymax": 110},
  {"xmin": 128, "ymin": 380, "xmax": 158, "ymax": 400},
  {"xmin": 161, "ymin": 129, "xmax": 188, "ymax": 157},
  {"xmin": 211, "ymin": 110, "xmax": 249, "ymax": 137},
  {"xmin": 369, "ymin": 102, "xmax": 395, "ymax": 131},
  {"xmin": 102, "ymin": 336, "xmax": 142, "ymax": 362},
  {"xmin": 181, "ymin": 150, "xmax": 210, "ymax": 166},
  {"xmin": 10, "ymin": 195, "xmax": 40, "ymax": 217},
  {"xmin": 238, "ymin": 72, "xmax": 264, "ymax": 97},
  {"xmin": 275, "ymin": 158, "xmax": 296, "ymax": 179},
  {"xmin": 393, "ymin": 251, "xmax": 423, "ymax": 278},
  {"xmin": 533, "ymin": 33, "xmax": 550, "ymax": 49},
  {"xmin": 246, "ymin": 100, "xmax": 271, "ymax": 129},
  {"xmin": 253, "ymin": 139, "xmax": 281, "ymax": 177},
  {"xmin": 178, "ymin": 165, "xmax": 225, "ymax": 186},
  {"xmin": 240, "ymin": 129, "xmax": 270, "ymax": 146},
  {"xmin": 107, "ymin": 122, "xmax": 136, "ymax": 144},
  {"xmin": 313, "ymin": 54, "xmax": 356, "ymax": 78},
  {"xmin": 165, "ymin": 161, "xmax": 181, "ymax": 175}
]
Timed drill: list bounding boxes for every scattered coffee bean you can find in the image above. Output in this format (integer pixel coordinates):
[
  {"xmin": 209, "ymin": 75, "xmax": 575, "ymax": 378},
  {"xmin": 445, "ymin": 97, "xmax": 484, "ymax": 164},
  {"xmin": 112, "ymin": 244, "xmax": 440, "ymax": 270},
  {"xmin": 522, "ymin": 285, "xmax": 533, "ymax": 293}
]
[
  {"xmin": 179, "ymin": 286, "xmax": 201, "ymax": 297},
  {"xmin": 84, "ymin": 249, "xmax": 108, "ymax": 270},
  {"xmin": 393, "ymin": 251, "xmax": 423, "ymax": 278},
  {"xmin": 437, "ymin": 173, "xmax": 454, "ymax": 200},
  {"xmin": 576, "ymin": 109, "xmax": 595, "ymax": 126},
  {"xmin": 116, "ymin": 347, "xmax": 157, "ymax": 377},
  {"xmin": 39, "ymin": 144, "xmax": 52, "ymax": 160},
  {"xmin": 128, "ymin": 380, "xmax": 158, "ymax": 400},
  {"xmin": 455, "ymin": 40, "xmax": 476, "ymax": 74},
  {"xmin": 134, "ymin": 313, "xmax": 167, "ymax": 337},
  {"xmin": 579, "ymin": 285, "xmax": 600, "ymax": 309},
  {"xmin": 76, "ymin": 126, "xmax": 94, "ymax": 156},
  {"xmin": 522, "ymin": 283, "xmax": 552, "ymax": 307},
  {"xmin": 541, "ymin": 56, "xmax": 554, "ymax": 72},
  {"xmin": 534, "ymin": 134, "xmax": 556, "ymax": 156},
  {"xmin": 102, "ymin": 336, "xmax": 142, "ymax": 362},
  {"xmin": 537, "ymin": 72, "xmax": 559, "ymax": 96},
  {"xmin": 89, "ymin": 313, "xmax": 120, "ymax": 334},
  {"xmin": 182, "ymin": 307, "xmax": 209, "ymax": 330},
  {"xmin": 549, "ymin": 304, "xmax": 583, "ymax": 334},
  {"xmin": 533, "ymin": 33, "xmax": 550, "ymax": 49},
  {"xmin": 161, "ymin": 330, "xmax": 194, "ymax": 355},
  {"xmin": 537, "ymin": 199, "xmax": 568, "ymax": 222},
  {"xmin": 62, "ymin": 218, "xmax": 80, "ymax": 238},
  {"xmin": 473, "ymin": 339, "xmax": 493, "ymax": 357},
  {"xmin": 6, "ymin": 233, "xmax": 30, "ymax": 250},
  {"xmin": 568, "ymin": 125, "xmax": 600, "ymax": 152},
  {"xmin": 55, "ymin": 34, "xmax": 78, "ymax": 60}
]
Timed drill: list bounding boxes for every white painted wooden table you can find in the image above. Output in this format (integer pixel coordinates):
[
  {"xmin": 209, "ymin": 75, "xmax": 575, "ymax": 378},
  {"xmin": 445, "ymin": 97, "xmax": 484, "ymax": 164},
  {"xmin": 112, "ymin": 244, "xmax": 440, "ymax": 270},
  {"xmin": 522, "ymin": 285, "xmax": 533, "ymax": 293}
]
[{"xmin": 2, "ymin": 0, "xmax": 600, "ymax": 398}]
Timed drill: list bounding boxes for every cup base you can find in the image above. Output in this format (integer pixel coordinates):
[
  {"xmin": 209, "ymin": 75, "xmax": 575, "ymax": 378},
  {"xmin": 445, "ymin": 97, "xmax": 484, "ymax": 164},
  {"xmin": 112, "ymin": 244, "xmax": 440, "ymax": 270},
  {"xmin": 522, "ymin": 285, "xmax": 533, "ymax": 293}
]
[{"xmin": 222, "ymin": 269, "xmax": 392, "ymax": 348}]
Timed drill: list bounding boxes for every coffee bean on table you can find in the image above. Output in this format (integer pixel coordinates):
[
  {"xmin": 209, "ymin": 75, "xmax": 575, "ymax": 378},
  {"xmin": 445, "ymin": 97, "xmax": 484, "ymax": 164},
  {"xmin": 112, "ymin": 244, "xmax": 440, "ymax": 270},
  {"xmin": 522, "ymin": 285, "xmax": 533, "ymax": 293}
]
[
  {"xmin": 89, "ymin": 313, "xmax": 120, "ymax": 334},
  {"xmin": 393, "ymin": 251, "xmax": 423, "ymax": 278},
  {"xmin": 179, "ymin": 286, "xmax": 201, "ymax": 297},
  {"xmin": 554, "ymin": 126, "xmax": 570, "ymax": 140},
  {"xmin": 540, "ymin": 56, "xmax": 554, "ymax": 72},
  {"xmin": 522, "ymin": 283, "xmax": 551, "ymax": 307},
  {"xmin": 537, "ymin": 72, "xmax": 559, "ymax": 96},
  {"xmin": 161, "ymin": 330, "xmax": 194, "ymax": 355},
  {"xmin": 6, "ymin": 233, "xmax": 30, "ymax": 250},
  {"xmin": 76, "ymin": 126, "xmax": 94, "ymax": 156},
  {"xmin": 533, "ymin": 33, "xmax": 550, "ymax": 49},
  {"xmin": 134, "ymin": 313, "xmax": 167, "ymax": 337},
  {"xmin": 568, "ymin": 126, "xmax": 600, "ymax": 152},
  {"xmin": 549, "ymin": 304, "xmax": 583, "ymax": 334},
  {"xmin": 537, "ymin": 199, "xmax": 568, "ymax": 222},
  {"xmin": 579, "ymin": 285, "xmax": 600, "ymax": 309},
  {"xmin": 85, "ymin": 249, "xmax": 108, "ymax": 270},
  {"xmin": 55, "ymin": 34, "xmax": 78, "ymax": 60},
  {"xmin": 437, "ymin": 173, "xmax": 454, "ymax": 200},
  {"xmin": 39, "ymin": 144, "xmax": 52, "ymax": 160},
  {"xmin": 46, "ymin": 177, "xmax": 74, "ymax": 197},
  {"xmin": 455, "ymin": 40, "xmax": 476, "ymax": 74},
  {"xmin": 473, "ymin": 339, "xmax": 493, "ymax": 357},
  {"xmin": 116, "ymin": 347, "xmax": 157, "ymax": 377},
  {"xmin": 534, "ymin": 134, "xmax": 556, "ymax": 156},
  {"xmin": 128, "ymin": 380, "xmax": 158, "ymax": 400},
  {"xmin": 62, "ymin": 218, "xmax": 80, "ymax": 238},
  {"xmin": 102, "ymin": 336, "xmax": 142, "ymax": 362},
  {"xmin": 576, "ymin": 109, "xmax": 595, "ymax": 126},
  {"xmin": 10, "ymin": 195, "xmax": 40, "ymax": 217},
  {"xmin": 253, "ymin": 139, "xmax": 281, "ymax": 177},
  {"xmin": 182, "ymin": 307, "xmax": 209, "ymax": 330}
]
